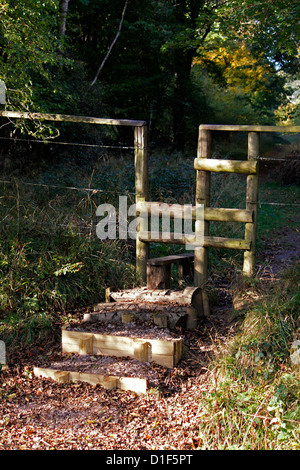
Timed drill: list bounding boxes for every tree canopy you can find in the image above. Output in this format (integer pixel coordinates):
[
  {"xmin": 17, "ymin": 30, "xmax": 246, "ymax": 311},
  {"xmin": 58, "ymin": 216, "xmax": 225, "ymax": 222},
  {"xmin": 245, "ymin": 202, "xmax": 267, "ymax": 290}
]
[{"xmin": 0, "ymin": 0, "xmax": 299, "ymax": 148}]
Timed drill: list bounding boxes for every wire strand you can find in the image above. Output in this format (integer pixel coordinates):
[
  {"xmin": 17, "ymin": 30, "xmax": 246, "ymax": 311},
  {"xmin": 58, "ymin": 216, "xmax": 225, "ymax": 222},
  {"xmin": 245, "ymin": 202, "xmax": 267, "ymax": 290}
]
[
  {"xmin": 0, "ymin": 179, "xmax": 136, "ymax": 195},
  {"xmin": 0, "ymin": 135, "xmax": 135, "ymax": 150}
]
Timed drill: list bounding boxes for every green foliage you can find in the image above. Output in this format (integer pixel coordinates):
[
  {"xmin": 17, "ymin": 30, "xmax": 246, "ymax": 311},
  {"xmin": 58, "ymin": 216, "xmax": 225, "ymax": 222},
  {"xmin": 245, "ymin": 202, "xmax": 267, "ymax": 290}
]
[{"xmin": 0, "ymin": 0, "xmax": 298, "ymax": 146}]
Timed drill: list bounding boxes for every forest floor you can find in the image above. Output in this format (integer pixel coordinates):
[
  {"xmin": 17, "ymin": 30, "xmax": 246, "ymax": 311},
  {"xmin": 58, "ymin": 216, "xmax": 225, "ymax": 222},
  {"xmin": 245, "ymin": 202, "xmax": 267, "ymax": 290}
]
[{"xmin": 0, "ymin": 224, "xmax": 299, "ymax": 452}]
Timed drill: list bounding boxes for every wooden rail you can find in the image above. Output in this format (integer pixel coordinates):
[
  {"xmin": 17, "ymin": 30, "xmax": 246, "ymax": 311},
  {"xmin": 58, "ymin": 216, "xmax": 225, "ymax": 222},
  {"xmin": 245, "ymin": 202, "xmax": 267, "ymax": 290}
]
[
  {"xmin": 194, "ymin": 158, "xmax": 258, "ymax": 174},
  {"xmin": 199, "ymin": 124, "xmax": 300, "ymax": 133},
  {"xmin": 137, "ymin": 201, "xmax": 253, "ymax": 223},
  {"xmin": 0, "ymin": 110, "xmax": 146, "ymax": 127}
]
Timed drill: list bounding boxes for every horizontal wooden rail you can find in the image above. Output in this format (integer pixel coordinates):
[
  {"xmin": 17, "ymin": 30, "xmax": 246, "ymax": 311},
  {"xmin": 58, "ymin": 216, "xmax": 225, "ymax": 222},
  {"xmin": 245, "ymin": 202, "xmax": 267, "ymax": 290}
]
[
  {"xmin": 194, "ymin": 158, "xmax": 258, "ymax": 174},
  {"xmin": 147, "ymin": 253, "xmax": 194, "ymax": 266},
  {"xmin": 0, "ymin": 110, "xmax": 146, "ymax": 127},
  {"xmin": 138, "ymin": 231, "xmax": 251, "ymax": 250},
  {"xmin": 137, "ymin": 201, "xmax": 253, "ymax": 223},
  {"xmin": 205, "ymin": 207, "xmax": 253, "ymax": 223},
  {"xmin": 199, "ymin": 124, "xmax": 300, "ymax": 133}
]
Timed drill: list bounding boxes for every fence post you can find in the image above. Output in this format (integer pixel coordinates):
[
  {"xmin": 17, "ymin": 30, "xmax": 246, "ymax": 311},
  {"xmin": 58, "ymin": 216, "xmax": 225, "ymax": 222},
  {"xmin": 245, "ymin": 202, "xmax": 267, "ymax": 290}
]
[
  {"xmin": 194, "ymin": 128, "xmax": 211, "ymax": 290},
  {"xmin": 134, "ymin": 125, "xmax": 149, "ymax": 283},
  {"xmin": 243, "ymin": 131, "xmax": 259, "ymax": 277}
]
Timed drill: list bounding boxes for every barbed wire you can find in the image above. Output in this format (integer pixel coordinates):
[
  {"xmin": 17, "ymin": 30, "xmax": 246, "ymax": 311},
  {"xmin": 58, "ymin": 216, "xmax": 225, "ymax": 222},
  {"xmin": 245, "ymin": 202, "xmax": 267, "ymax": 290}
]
[
  {"xmin": 0, "ymin": 135, "xmax": 135, "ymax": 150},
  {"xmin": 0, "ymin": 178, "xmax": 298, "ymax": 206},
  {"xmin": 0, "ymin": 179, "xmax": 136, "ymax": 195}
]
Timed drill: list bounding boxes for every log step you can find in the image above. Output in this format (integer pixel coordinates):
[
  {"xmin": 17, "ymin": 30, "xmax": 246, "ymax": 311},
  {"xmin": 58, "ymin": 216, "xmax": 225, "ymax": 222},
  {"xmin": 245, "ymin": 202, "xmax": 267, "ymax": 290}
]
[
  {"xmin": 89, "ymin": 286, "xmax": 203, "ymax": 329},
  {"xmin": 86, "ymin": 302, "xmax": 198, "ymax": 330}
]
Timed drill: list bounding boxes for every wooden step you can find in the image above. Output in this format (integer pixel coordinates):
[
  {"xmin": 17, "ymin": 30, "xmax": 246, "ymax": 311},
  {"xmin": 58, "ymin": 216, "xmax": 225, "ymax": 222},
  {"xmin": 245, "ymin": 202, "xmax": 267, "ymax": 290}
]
[
  {"xmin": 88, "ymin": 286, "xmax": 203, "ymax": 329},
  {"xmin": 61, "ymin": 326, "xmax": 183, "ymax": 368},
  {"xmin": 33, "ymin": 367, "xmax": 148, "ymax": 394}
]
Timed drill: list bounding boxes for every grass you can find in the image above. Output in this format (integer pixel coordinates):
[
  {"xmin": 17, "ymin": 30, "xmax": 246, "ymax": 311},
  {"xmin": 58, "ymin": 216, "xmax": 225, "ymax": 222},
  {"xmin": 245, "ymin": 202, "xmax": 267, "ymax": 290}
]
[{"xmin": 196, "ymin": 264, "xmax": 300, "ymax": 450}]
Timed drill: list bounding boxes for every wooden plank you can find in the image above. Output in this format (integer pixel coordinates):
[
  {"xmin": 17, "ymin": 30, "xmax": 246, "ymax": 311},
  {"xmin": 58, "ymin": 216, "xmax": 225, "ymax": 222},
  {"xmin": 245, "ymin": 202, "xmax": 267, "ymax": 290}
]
[
  {"xmin": 204, "ymin": 236, "xmax": 251, "ymax": 250},
  {"xmin": 92, "ymin": 333, "xmax": 134, "ymax": 357},
  {"xmin": 138, "ymin": 202, "xmax": 253, "ymax": 223},
  {"xmin": 33, "ymin": 367, "xmax": 69, "ymax": 384},
  {"xmin": 200, "ymin": 124, "xmax": 300, "ymax": 133},
  {"xmin": 138, "ymin": 232, "xmax": 251, "ymax": 250},
  {"xmin": 147, "ymin": 253, "xmax": 194, "ymax": 266},
  {"xmin": 138, "ymin": 231, "xmax": 199, "ymax": 245},
  {"xmin": 194, "ymin": 158, "xmax": 258, "ymax": 174},
  {"xmin": 0, "ymin": 110, "xmax": 146, "ymax": 127},
  {"xmin": 116, "ymin": 377, "xmax": 148, "ymax": 394},
  {"xmin": 68, "ymin": 371, "xmax": 117, "ymax": 389},
  {"xmin": 34, "ymin": 366, "xmax": 148, "ymax": 393},
  {"xmin": 204, "ymin": 208, "xmax": 253, "ymax": 223},
  {"xmin": 62, "ymin": 327, "xmax": 182, "ymax": 367},
  {"xmin": 61, "ymin": 327, "xmax": 94, "ymax": 354}
]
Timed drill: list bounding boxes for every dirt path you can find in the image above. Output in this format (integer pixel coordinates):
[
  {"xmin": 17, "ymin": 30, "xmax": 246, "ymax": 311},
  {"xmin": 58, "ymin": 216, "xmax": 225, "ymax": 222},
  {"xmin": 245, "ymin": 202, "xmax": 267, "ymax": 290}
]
[{"xmin": 0, "ymin": 227, "xmax": 298, "ymax": 451}]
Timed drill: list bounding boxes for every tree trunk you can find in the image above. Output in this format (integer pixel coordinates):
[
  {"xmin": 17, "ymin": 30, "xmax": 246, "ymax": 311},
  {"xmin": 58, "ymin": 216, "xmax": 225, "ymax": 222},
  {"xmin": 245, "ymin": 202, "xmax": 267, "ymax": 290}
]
[
  {"xmin": 59, "ymin": 0, "xmax": 70, "ymax": 38},
  {"xmin": 172, "ymin": 49, "xmax": 194, "ymax": 152}
]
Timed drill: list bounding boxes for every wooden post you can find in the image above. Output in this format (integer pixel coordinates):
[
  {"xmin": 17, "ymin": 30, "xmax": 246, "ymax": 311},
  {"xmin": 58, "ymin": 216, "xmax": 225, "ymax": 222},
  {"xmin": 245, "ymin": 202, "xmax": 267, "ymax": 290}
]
[
  {"xmin": 194, "ymin": 128, "xmax": 211, "ymax": 289},
  {"xmin": 194, "ymin": 128, "xmax": 211, "ymax": 317},
  {"xmin": 134, "ymin": 125, "xmax": 149, "ymax": 283},
  {"xmin": 243, "ymin": 132, "xmax": 259, "ymax": 277}
]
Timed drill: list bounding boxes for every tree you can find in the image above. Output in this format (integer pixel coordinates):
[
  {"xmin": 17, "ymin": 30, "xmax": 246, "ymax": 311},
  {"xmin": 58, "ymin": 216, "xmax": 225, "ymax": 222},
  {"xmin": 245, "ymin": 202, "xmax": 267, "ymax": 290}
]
[
  {"xmin": 162, "ymin": 0, "xmax": 221, "ymax": 150},
  {"xmin": 0, "ymin": 0, "xmax": 72, "ymax": 136},
  {"xmin": 194, "ymin": 42, "xmax": 288, "ymax": 124}
]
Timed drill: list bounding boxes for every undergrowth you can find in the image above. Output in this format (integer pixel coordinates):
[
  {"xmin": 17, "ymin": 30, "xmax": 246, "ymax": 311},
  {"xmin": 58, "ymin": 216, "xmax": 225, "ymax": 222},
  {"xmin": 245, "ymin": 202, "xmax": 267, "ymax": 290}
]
[{"xmin": 196, "ymin": 264, "xmax": 300, "ymax": 450}]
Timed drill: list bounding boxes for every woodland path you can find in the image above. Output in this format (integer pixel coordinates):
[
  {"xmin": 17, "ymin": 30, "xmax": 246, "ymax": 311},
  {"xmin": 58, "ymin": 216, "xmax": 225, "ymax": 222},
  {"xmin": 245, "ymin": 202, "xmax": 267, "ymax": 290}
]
[{"xmin": 0, "ymin": 224, "xmax": 299, "ymax": 451}]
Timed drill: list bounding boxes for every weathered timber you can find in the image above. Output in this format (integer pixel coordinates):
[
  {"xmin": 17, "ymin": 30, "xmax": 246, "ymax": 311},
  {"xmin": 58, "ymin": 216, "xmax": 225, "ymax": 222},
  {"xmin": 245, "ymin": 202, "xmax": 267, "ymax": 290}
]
[
  {"xmin": 33, "ymin": 367, "xmax": 147, "ymax": 394},
  {"xmin": 0, "ymin": 110, "xmax": 146, "ymax": 127},
  {"xmin": 61, "ymin": 326, "xmax": 183, "ymax": 368},
  {"xmin": 194, "ymin": 128, "xmax": 211, "ymax": 299},
  {"xmin": 194, "ymin": 158, "xmax": 258, "ymax": 175},
  {"xmin": 108, "ymin": 286, "xmax": 203, "ymax": 310},
  {"xmin": 243, "ymin": 132, "xmax": 260, "ymax": 277},
  {"xmin": 138, "ymin": 232, "xmax": 251, "ymax": 250},
  {"xmin": 135, "ymin": 125, "xmax": 149, "ymax": 282},
  {"xmin": 147, "ymin": 263, "xmax": 171, "ymax": 289},
  {"xmin": 147, "ymin": 253, "xmax": 194, "ymax": 289},
  {"xmin": 204, "ymin": 208, "xmax": 253, "ymax": 222},
  {"xmin": 85, "ymin": 301, "xmax": 192, "ymax": 328},
  {"xmin": 147, "ymin": 253, "xmax": 194, "ymax": 266},
  {"xmin": 137, "ymin": 201, "xmax": 253, "ymax": 223},
  {"xmin": 199, "ymin": 124, "xmax": 300, "ymax": 133}
]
